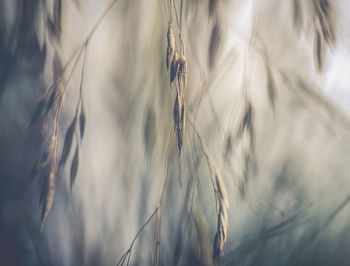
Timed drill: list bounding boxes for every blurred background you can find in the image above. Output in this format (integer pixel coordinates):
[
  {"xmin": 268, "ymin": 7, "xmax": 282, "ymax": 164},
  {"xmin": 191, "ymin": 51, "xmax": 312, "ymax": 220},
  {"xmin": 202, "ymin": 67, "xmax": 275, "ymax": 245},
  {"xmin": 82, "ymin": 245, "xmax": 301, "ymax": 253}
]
[{"xmin": 0, "ymin": 0, "xmax": 350, "ymax": 265}]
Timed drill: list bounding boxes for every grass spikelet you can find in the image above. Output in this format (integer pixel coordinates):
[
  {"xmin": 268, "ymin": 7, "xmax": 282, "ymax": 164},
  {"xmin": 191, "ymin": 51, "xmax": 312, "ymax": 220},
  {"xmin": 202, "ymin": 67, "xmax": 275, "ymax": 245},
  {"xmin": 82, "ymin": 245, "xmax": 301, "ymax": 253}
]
[
  {"xmin": 266, "ymin": 65, "xmax": 276, "ymax": 108},
  {"xmin": 314, "ymin": 30, "xmax": 324, "ymax": 72},
  {"xmin": 239, "ymin": 101, "xmax": 253, "ymax": 138},
  {"xmin": 313, "ymin": 0, "xmax": 336, "ymax": 45},
  {"xmin": 166, "ymin": 24, "xmax": 176, "ymax": 71},
  {"xmin": 79, "ymin": 103, "xmax": 86, "ymax": 139},
  {"xmin": 208, "ymin": 20, "xmax": 221, "ymax": 69},
  {"xmin": 29, "ymin": 93, "xmax": 49, "ymax": 127},
  {"xmin": 213, "ymin": 175, "xmax": 228, "ymax": 261},
  {"xmin": 41, "ymin": 164, "xmax": 56, "ymax": 229},
  {"xmin": 40, "ymin": 135, "xmax": 57, "ymax": 168},
  {"xmin": 46, "ymin": 88, "xmax": 59, "ymax": 111},
  {"xmin": 187, "ymin": 113, "xmax": 229, "ymax": 262},
  {"xmin": 59, "ymin": 118, "xmax": 77, "ymax": 168},
  {"xmin": 170, "ymin": 52, "xmax": 179, "ymax": 84},
  {"xmin": 70, "ymin": 146, "xmax": 79, "ymax": 189},
  {"xmin": 312, "ymin": 0, "xmax": 336, "ymax": 72},
  {"xmin": 177, "ymin": 54, "xmax": 187, "ymax": 90},
  {"xmin": 173, "ymin": 92, "xmax": 184, "ymax": 156}
]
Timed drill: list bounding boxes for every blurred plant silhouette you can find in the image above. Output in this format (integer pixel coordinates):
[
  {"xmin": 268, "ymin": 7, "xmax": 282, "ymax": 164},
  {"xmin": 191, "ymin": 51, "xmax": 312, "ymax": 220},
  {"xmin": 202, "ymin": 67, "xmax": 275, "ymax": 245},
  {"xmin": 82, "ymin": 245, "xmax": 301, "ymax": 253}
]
[{"xmin": 0, "ymin": 0, "xmax": 350, "ymax": 266}]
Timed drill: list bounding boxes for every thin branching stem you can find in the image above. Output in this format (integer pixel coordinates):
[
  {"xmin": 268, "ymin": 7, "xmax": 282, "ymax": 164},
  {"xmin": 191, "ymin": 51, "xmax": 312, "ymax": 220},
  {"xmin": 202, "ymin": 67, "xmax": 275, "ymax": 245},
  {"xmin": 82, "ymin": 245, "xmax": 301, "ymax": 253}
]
[
  {"xmin": 186, "ymin": 111, "xmax": 220, "ymax": 213},
  {"xmin": 116, "ymin": 207, "xmax": 159, "ymax": 266},
  {"xmin": 116, "ymin": 132, "xmax": 172, "ymax": 266}
]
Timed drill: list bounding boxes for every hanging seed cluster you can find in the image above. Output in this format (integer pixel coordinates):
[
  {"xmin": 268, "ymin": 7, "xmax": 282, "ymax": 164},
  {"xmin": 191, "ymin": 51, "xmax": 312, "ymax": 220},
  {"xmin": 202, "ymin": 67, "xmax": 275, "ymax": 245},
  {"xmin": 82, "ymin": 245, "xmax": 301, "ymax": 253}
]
[
  {"xmin": 29, "ymin": 42, "xmax": 88, "ymax": 228},
  {"xmin": 166, "ymin": 23, "xmax": 187, "ymax": 156}
]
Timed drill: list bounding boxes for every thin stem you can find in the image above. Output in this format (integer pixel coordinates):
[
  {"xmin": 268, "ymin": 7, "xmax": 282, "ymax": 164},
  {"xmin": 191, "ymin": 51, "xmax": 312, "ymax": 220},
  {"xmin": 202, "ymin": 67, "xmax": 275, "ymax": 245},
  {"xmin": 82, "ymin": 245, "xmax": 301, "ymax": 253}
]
[
  {"xmin": 79, "ymin": 43, "xmax": 88, "ymax": 101},
  {"xmin": 186, "ymin": 111, "xmax": 220, "ymax": 213},
  {"xmin": 117, "ymin": 132, "xmax": 173, "ymax": 266},
  {"xmin": 46, "ymin": 0, "xmax": 120, "ymax": 96},
  {"xmin": 116, "ymin": 207, "xmax": 159, "ymax": 266}
]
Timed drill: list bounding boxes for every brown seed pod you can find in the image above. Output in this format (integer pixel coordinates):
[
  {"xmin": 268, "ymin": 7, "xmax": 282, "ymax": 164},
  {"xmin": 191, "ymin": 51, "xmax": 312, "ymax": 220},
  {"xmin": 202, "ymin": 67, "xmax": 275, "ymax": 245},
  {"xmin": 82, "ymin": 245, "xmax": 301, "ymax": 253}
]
[
  {"xmin": 29, "ymin": 93, "xmax": 49, "ymax": 127},
  {"xmin": 46, "ymin": 88, "xmax": 59, "ymax": 112},
  {"xmin": 208, "ymin": 21, "xmax": 221, "ymax": 69},
  {"xmin": 79, "ymin": 103, "xmax": 86, "ymax": 139},
  {"xmin": 181, "ymin": 102, "xmax": 185, "ymax": 136},
  {"xmin": 314, "ymin": 30, "xmax": 324, "ymax": 72},
  {"xmin": 40, "ymin": 135, "xmax": 57, "ymax": 168},
  {"xmin": 70, "ymin": 146, "xmax": 79, "ymax": 189},
  {"xmin": 173, "ymin": 92, "xmax": 184, "ymax": 156},
  {"xmin": 166, "ymin": 24, "xmax": 176, "ymax": 70},
  {"xmin": 59, "ymin": 118, "xmax": 77, "ymax": 168},
  {"xmin": 173, "ymin": 93, "xmax": 180, "ymax": 131},
  {"xmin": 170, "ymin": 52, "xmax": 179, "ymax": 84},
  {"xmin": 178, "ymin": 55, "xmax": 187, "ymax": 90},
  {"xmin": 39, "ymin": 122, "xmax": 49, "ymax": 144},
  {"xmin": 239, "ymin": 102, "xmax": 253, "ymax": 138},
  {"xmin": 213, "ymin": 175, "xmax": 228, "ymax": 261},
  {"xmin": 266, "ymin": 65, "xmax": 276, "ymax": 108},
  {"xmin": 41, "ymin": 165, "xmax": 56, "ymax": 228},
  {"xmin": 178, "ymin": 54, "xmax": 187, "ymax": 65}
]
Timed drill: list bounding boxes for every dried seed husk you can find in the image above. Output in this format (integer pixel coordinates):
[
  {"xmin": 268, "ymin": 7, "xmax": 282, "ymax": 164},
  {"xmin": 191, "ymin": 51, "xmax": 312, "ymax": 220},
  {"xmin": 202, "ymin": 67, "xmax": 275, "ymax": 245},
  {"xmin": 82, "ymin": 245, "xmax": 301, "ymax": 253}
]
[
  {"xmin": 40, "ymin": 140, "xmax": 54, "ymax": 168},
  {"xmin": 167, "ymin": 24, "xmax": 176, "ymax": 70},
  {"xmin": 213, "ymin": 176, "xmax": 228, "ymax": 261},
  {"xmin": 181, "ymin": 102, "xmax": 185, "ymax": 144},
  {"xmin": 266, "ymin": 66, "xmax": 276, "ymax": 108},
  {"xmin": 173, "ymin": 92, "xmax": 184, "ymax": 156},
  {"xmin": 173, "ymin": 93, "xmax": 180, "ymax": 131},
  {"xmin": 79, "ymin": 103, "xmax": 86, "ymax": 139},
  {"xmin": 70, "ymin": 147, "xmax": 79, "ymax": 189},
  {"xmin": 178, "ymin": 55, "xmax": 187, "ymax": 90},
  {"xmin": 59, "ymin": 118, "xmax": 77, "ymax": 168},
  {"xmin": 239, "ymin": 102, "xmax": 253, "ymax": 137},
  {"xmin": 178, "ymin": 55, "xmax": 187, "ymax": 65},
  {"xmin": 39, "ymin": 122, "xmax": 49, "ymax": 141},
  {"xmin": 41, "ymin": 165, "xmax": 56, "ymax": 227},
  {"xmin": 46, "ymin": 88, "xmax": 58, "ymax": 111},
  {"xmin": 208, "ymin": 21, "xmax": 221, "ymax": 69},
  {"xmin": 29, "ymin": 94, "xmax": 48, "ymax": 127},
  {"xmin": 314, "ymin": 30, "xmax": 324, "ymax": 72},
  {"xmin": 170, "ymin": 52, "xmax": 179, "ymax": 84}
]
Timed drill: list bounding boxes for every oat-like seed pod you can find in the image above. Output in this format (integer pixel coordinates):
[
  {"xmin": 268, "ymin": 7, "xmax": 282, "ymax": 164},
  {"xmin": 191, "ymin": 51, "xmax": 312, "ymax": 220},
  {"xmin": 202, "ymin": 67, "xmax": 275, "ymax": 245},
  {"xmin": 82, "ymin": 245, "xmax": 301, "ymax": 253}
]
[
  {"xmin": 213, "ymin": 175, "xmax": 228, "ymax": 261},
  {"xmin": 70, "ymin": 146, "xmax": 79, "ymax": 189},
  {"xmin": 170, "ymin": 52, "xmax": 179, "ymax": 84},
  {"xmin": 178, "ymin": 55, "xmax": 187, "ymax": 89},
  {"xmin": 41, "ymin": 165, "xmax": 56, "ymax": 227},
  {"xmin": 29, "ymin": 94, "xmax": 49, "ymax": 127},
  {"xmin": 46, "ymin": 89, "xmax": 58, "ymax": 111},
  {"xmin": 208, "ymin": 21, "xmax": 221, "ymax": 69},
  {"xmin": 40, "ymin": 135, "xmax": 57, "ymax": 167},
  {"xmin": 60, "ymin": 118, "xmax": 77, "ymax": 168},
  {"xmin": 314, "ymin": 30, "xmax": 324, "ymax": 72},
  {"xmin": 173, "ymin": 92, "xmax": 184, "ymax": 156},
  {"xmin": 79, "ymin": 103, "xmax": 86, "ymax": 139},
  {"xmin": 166, "ymin": 24, "xmax": 176, "ymax": 71},
  {"xmin": 266, "ymin": 66, "xmax": 276, "ymax": 108}
]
